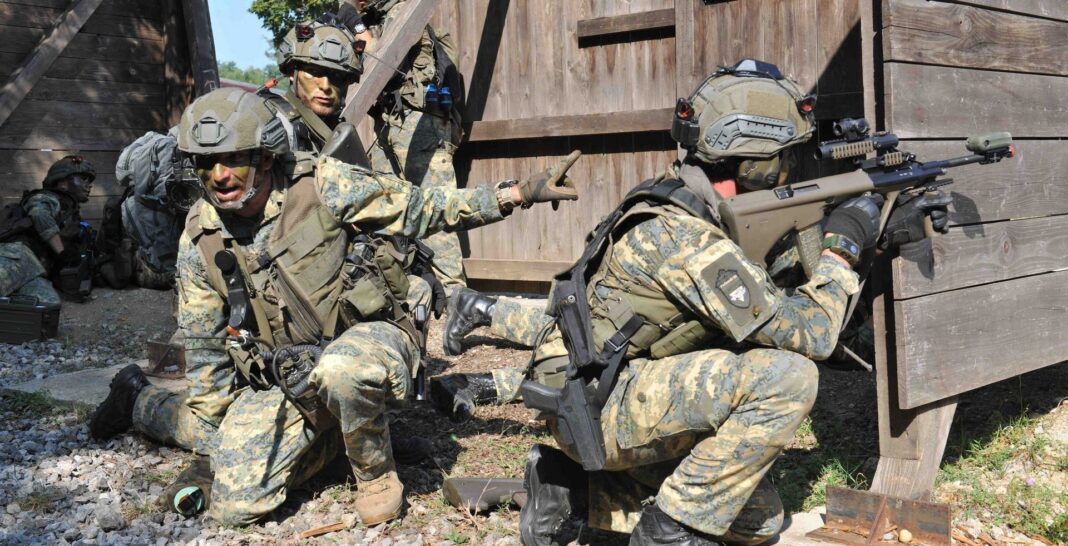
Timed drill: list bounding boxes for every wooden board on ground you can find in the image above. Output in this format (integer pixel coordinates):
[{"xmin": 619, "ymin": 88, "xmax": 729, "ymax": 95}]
[{"xmin": 894, "ymin": 269, "xmax": 1068, "ymax": 410}]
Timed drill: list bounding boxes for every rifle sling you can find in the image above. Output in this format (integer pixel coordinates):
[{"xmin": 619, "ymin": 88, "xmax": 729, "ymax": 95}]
[{"xmin": 284, "ymin": 90, "xmax": 336, "ymax": 148}]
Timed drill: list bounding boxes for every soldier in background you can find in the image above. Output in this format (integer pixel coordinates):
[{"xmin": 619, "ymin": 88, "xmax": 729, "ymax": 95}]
[
  {"xmin": 339, "ymin": 0, "xmax": 470, "ymax": 295},
  {"xmin": 0, "ymin": 155, "xmax": 95, "ymax": 303}
]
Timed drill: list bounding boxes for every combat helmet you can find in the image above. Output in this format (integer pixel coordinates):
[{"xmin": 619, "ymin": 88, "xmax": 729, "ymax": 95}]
[
  {"xmin": 43, "ymin": 155, "xmax": 95, "ymax": 189},
  {"xmin": 177, "ymin": 88, "xmax": 290, "ymax": 208},
  {"xmin": 672, "ymin": 59, "xmax": 816, "ymax": 189},
  {"xmin": 277, "ymin": 16, "xmax": 363, "ymax": 82}
]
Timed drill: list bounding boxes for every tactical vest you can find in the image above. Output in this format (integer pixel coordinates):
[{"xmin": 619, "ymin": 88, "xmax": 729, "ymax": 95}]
[{"xmin": 184, "ymin": 171, "xmax": 418, "ymax": 389}]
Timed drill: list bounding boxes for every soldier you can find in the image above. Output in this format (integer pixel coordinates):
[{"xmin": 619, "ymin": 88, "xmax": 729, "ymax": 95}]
[
  {"xmin": 0, "ymin": 155, "xmax": 95, "ymax": 303},
  {"xmin": 88, "ymin": 88, "xmax": 577, "ymax": 526},
  {"xmin": 507, "ymin": 60, "xmax": 942, "ymax": 545},
  {"xmin": 339, "ymin": 0, "xmax": 469, "ymax": 294}
]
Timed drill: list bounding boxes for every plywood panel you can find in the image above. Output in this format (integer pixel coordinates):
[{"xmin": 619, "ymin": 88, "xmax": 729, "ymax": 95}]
[
  {"xmin": 884, "ymin": 63, "xmax": 1068, "ymax": 138},
  {"xmin": 893, "ymin": 215, "xmax": 1068, "ymax": 300},
  {"xmin": 893, "ymin": 140, "xmax": 1068, "ymax": 225},
  {"xmin": 884, "ymin": 0, "xmax": 1068, "ymax": 75},
  {"xmin": 894, "ymin": 269, "xmax": 1068, "ymax": 409}
]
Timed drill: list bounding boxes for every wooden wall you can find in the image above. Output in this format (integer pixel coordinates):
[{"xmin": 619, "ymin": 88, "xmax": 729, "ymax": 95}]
[
  {"xmin": 0, "ymin": 0, "xmax": 195, "ymax": 224},
  {"xmin": 431, "ymin": 0, "xmax": 866, "ymax": 282},
  {"xmin": 876, "ymin": 0, "xmax": 1068, "ymax": 410}
]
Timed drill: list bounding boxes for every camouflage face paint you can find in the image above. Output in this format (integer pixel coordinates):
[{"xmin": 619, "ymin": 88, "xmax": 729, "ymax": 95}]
[
  {"xmin": 294, "ymin": 66, "xmax": 343, "ymax": 117},
  {"xmin": 195, "ymin": 152, "xmax": 255, "ymax": 211}
]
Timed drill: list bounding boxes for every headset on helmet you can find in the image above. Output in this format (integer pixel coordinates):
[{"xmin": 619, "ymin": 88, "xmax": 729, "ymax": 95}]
[
  {"xmin": 672, "ymin": 59, "xmax": 817, "ymax": 190},
  {"xmin": 176, "ymin": 88, "xmax": 291, "ymax": 209},
  {"xmin": 277, "ymin": 15, "xmax": 363, "ymax": 83}
]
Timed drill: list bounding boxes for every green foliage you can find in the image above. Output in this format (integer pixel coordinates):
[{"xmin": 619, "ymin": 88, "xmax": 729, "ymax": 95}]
[
  {"xmin": 249, "ymin": 0, "xmax": 338, "ymax": 44},
  {"xmin": 2, "ymin": 390, "xmax": 61, "ymax": 416},
  {"xmin": 218, "ymin": 61, "xmax": 287, "ymax": 90}
]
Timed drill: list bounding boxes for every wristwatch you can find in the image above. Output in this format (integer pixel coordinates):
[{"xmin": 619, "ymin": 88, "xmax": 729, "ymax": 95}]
[
  {"xmin": 822, "ymin": 234, "xmax": 861, "ymax": 265},
  {"xmin": 495, "ymin": 179, "xmax": 520, "ymax": 213}
]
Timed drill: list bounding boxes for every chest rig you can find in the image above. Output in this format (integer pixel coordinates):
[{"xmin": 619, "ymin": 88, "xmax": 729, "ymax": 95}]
[
  {"xmin": 521, "ymin": 176, "xmax": 720, "ymax": 471},
  {"xmin": 185, "ymin": 171, "xmax": 420, "ymax": 428}
]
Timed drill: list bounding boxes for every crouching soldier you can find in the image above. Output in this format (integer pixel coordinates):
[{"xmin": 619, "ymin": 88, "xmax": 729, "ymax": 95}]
[{"xmin": 88, "ymin": 87, "xmax": 578, "ymax": 526}]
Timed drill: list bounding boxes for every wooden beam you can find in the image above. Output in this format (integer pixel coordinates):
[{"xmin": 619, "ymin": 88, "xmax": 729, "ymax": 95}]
[
  {"xmin": 466, "ymin": 108, "xmax": 673, "ymax": 142},
  {"xmin": 956, "ymin": 0, "xmax": 1068, "ymax": 21},
  {"xmin": 163, "ymin": 0, "xmax": 193, "ymax": 127},
  {"xmin": 0, "ymin": 0, "xmax": 104, "ymax": 130},
  {"xmin": 576, "ymin": 9, "xmax": 675, "ymax": 40},
  {"xmin": 340, "ymin": 0, "xmax": 438, "ymax": 123},
  {"xmin": 463, "ymin": 259, "xmax": 571, "ymax": 282},
  {"xmin": 180, "ymin": 0, "xmax": 219, "ymax": 96}
]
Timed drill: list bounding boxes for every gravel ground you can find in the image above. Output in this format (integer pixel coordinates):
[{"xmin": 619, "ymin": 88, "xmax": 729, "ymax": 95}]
[{"xmin": 0, "ymin": 287, "xmax": 1065, "ymax": 545}]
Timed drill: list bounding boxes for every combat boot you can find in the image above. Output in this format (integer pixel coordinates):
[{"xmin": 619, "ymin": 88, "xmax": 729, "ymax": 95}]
[
  {"xmin": 519, "ymin": 444, "xmax": 587, "ymax": 546},
  {"xmin": 391, "ymin": 434, "xmax": 433, "ymax": 466},
  {"xmin": 89, "ymin": 364, "xmax": 150, "ymax": 439},
  {"xmin": 355, "ymin": 470, "xmax": 404, "ymax": 525},
  {"xmin": 430, "ymin": 373, "xmax": 498, "ymax": 421},
  {"xmin": 159, "ymin": 455, "xmax": 213, "ymax": 517},
  {"xmin": 443, "ymin": 288, "xmax": 497, "ymax": 356},
  {"xmin": 629, "ymin": 504, "xmax": 724, "ymax": 546}
]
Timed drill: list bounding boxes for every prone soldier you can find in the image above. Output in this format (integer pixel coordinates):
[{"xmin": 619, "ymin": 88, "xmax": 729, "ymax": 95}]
[{"xmin": 88, "ymin": 87, "xmax": 578, "ymax": 526}]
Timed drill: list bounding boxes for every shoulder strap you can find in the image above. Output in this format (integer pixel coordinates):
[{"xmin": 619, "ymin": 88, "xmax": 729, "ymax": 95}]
[{"xmin": 281, "ymin": 90, "xmax": 335, "ymax": 147}]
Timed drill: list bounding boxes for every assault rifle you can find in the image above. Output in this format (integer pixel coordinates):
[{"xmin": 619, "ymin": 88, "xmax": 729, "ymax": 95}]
[{"xmin": 719, "ymin": 118, "xmax": 1015, "ymax": 278}]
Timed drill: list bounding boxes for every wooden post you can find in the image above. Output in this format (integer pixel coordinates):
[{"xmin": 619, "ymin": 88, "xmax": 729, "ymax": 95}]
[
  {"xmin": 339, "ymin": 0, "xmax": 439, "ymax": 123},
  {"xmin": 180, "ymin": 0, "xmax": 220, "ymax": 96},
  {"xmin": 163, "ymin": 0, "xmax": 194, "ymax": 127},
  {"xmin": 0, "ymin": 0, "xmax": 105, "ymax": 130}
]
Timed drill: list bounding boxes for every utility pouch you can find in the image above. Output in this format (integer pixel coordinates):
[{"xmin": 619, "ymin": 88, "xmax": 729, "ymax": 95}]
[
  {"xmin": 373, "ymin": 240, "xmax": 410, "ymax": 300},
  {"xmin": 266, "ymin": 343, "xmax": 337, "ymax": 431},
  {"xmin": 650, "ymin": 320, "xmax": 713, "ymax": 360},
  {"xmin": 343, "ymin": 273, "xmax": 390, "ymax": 319}
]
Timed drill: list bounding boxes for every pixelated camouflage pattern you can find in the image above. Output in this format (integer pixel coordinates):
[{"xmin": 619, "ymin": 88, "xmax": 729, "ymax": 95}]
[
  {"xmin": 524, "ymin": 211, "xmax": 855, "ymax": 535},
  {"xmin": 0, "ymin": 242, "xmax": 59, "ymax": 304},
  {"xmin": 489, "ymin": 296, "xmax": 553, "ymax": 347},
  {"xmin": 132, "ymin": 384, "xmax": 220, "ymax": 456},
  {"xmin": 22, "ymin": 191, "xmax": 69, "ymax": 243},
  {"xmin": 369, "ymin": 110, "xmax": 466, "ymax": 290},
  {"xmin": 140, "ymin": 161, "xmax": 505, "ymax": 524}
]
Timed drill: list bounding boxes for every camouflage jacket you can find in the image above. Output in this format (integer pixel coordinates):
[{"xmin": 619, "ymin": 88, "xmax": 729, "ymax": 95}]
[
  {"xmin": 176, "ymin": 156, "xmax": 504, "ymax": 424},
  {"xmin": 16, "ymin": 190, "xmax": 82, "ymax": 272},
  {"xmin": 534, "ymin": 181, "xmax": 860, "ymax": 365}
]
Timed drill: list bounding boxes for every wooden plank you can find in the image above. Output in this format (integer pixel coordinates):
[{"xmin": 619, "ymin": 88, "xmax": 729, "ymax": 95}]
[
  {"xmin": 0, "ymin": 100, "xmax": 164, "ymax": 132},
  {"xmin": 0, "ymin": 52, "xmax": 164, "ymax": 84},
  {"xmin": 894, "ymin": 269, "xmax": 1068, "ymax": 409},
  {"xmin": 956, "ymin": 0, "xmax": 1068, "ymax": 21},
  {"xmin": 0, "ymin": 26, "xmax": 164, "ymax": 63},
  {"xmin": 871, "ymin": 397, "xmax": 958, "ymax": 499},
  {"xmin": 859, "ymin": 0, "xmax": 877, "ymax": 125},
  {"xmin": 0, "ymin": 150, "xmax": 119, "ymax": 174},
  {"xmin": 0, "ymin": 127, "xmax": 153, "ymax": 151},
  {"xmin": 899, "ymin": 140, "xmax": 1068, "ymax": 224},
  {"xmin": 0, "ymin": 3, "xmax": 162, "ymax": 40},
  {"xmin": 180, "ymin": 0, "xmax": 218, "ymax": 96},
  {"xmin": 340, "ymin": 0, "xmax": 438, "ymax": 122},
  {"xmin": 163, "ymin": 0, "xmax": 193, "ymax": 127},
  {"xmin": 463, "ymin": 259, "xmax": 571, "ymax": 283},
  {"xmin": 884, "ymin": 0, "xmax": 1068, "ymax": 76},
  {"xmin": 28, "ymin": 79, "xmax": 164, "ymax": 105},
  {"xmin": 576, "ymin": 8, "xmax": 675, "ymax": 39},
  {"xmin": 467, "ymin": 108, "xmax": 673, "ymax": 141},
  {"xmin": 1, "ymin": 0, "xmax": 163, "ymax": 21},
  {"xmin": 0, "ymin": 0, "xmax": 105, "ymax": 130},
  {"xmin": 884, "ymin": 63, "xmax": 1068, "ymax": 138},
  {"xmin": 893, "ymin": 215, "xmax": 1068, "ymax": 300}
]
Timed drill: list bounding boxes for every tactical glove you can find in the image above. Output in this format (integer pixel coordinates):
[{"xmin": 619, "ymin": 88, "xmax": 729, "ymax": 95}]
[
  {"xmin": 825, "ymin": 195, "xmax": 883, "ymax": 251},
  {"xmin": 880, "ymin": 190, "xmax": 952, "ymax": 249},
  {"xmin": 516, "ymin": 150, "xmax": 581, "ymax": 209}
]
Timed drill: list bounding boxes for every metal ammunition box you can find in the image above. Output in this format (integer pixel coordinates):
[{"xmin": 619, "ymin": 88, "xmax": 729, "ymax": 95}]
[{"xmin": 0, "ymin": 297, "xmax": 60, "ymax": 344}]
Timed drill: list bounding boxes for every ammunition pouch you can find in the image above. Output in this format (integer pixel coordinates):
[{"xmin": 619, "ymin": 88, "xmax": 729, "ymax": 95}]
[{"xmin": 339, "ymin": 235, "xmax": 410, "ymax": 323}]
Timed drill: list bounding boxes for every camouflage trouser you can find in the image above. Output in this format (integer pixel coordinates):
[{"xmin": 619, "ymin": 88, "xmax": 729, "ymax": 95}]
[
  {"xmin": 134, "ymin": 320, "xmax": 418, "ymax": 526},
  {"xmin": 489, "ymin": 296, "xmax": 554, "ymax": 347},
  {"xmin": 0, "ymin": 242, "xmax": 59, "ymax": 304},
  {"xmin": 369, "ymin": 109, "xmax": 466, "ymax": 292},
  {"xmin": 553, "ymin": 347, "xmax": 818, "ymax": 540}
]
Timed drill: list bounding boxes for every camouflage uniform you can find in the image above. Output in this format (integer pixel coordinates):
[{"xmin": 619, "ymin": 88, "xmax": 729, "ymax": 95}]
[
  {"xmin": 365, "ymin": 0, "xmax": 467, "ymax": 291},
  {"xmin": 522, "ymin": 174, "xmax": 858, "ymax": 540},
  {"xmin": 0, "ymin": 242, "xmax": 58, "ymax": 304},
  {"xmin": 132, "ymin": 155, "xmax": 505, "ymax": 525}
]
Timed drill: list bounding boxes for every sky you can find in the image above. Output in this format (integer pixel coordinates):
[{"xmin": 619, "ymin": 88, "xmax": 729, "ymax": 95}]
[{"xmin": 208, "ymin": 1, "xmax": 275, "ymax": 68}]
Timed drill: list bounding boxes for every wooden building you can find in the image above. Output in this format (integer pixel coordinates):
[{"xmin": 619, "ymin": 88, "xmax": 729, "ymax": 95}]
[
  {"xmin": 0, "ymin": 0, "xmax": 216, "ymax": 223},
  {"xmin": 428, "ymin": 0, "xmax": 1067, "ymax": 497}
]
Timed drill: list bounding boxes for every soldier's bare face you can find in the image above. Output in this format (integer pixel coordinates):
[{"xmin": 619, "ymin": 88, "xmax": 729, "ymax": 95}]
[
  {"xmin": 196, "ymin": 152, "xmax": 254, "ymax": 210},
  {"xmin": 294, "ymin": 66, "xmax": 343, "ymax": 117}
]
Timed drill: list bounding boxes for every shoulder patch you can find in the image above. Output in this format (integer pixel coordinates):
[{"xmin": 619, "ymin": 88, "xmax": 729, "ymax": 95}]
[{"xmin": 700, "ymin": 251, "xmax": 779, "ymax": 342}]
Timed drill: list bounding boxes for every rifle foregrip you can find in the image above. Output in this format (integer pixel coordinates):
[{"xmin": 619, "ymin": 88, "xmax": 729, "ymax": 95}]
[{"xmin": 796, "ymin": 224, "xmax": 823, "ymax": 278}]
